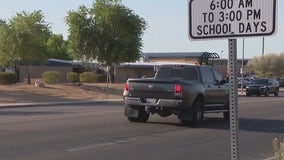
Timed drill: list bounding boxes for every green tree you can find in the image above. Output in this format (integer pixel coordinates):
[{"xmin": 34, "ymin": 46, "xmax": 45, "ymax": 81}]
[
  {"xmin": 66, "ymin": 6, "xmax": 96, "ymax": 61},
  {"xmin": 0, "ymin": 11, "xmax": 51, "ymax": 84},
  {"xmin": 46, "ymin": 34, "xmax": 71, "ymax": 60},
  {"xmin": 0, "ymin": 19, "xmax": 16, "ymax": 67},
  {"xmin": 66, "ymin": 0, "xmax": 147, "ymax": 66},
  {"xmin": 248, "ymin": 53, "xmax": 284, "ymax": 78}
]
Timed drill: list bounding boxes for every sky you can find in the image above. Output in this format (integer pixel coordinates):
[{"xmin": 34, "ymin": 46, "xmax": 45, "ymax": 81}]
[{"xmin": 0, "ymin": 0, "xmax": 283, "ymax": 59}]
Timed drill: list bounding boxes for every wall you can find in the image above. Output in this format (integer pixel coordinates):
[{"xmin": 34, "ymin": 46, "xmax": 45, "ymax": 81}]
[
  {"xmin": 18, "ymin": 65, "xmax": 73, "ymax": 83},
  {"xmin": 212, "ymin": 59, "xmax": 250, "ymax": 76},
  {"xmin": 148, "ymin": 57, "xmax": 198, "ymax": 64}
]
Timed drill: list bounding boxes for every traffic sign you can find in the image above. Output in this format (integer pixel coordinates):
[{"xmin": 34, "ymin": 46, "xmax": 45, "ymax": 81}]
[{"xmin": 188, "ymin": 0, "xmax": 277, "ymax": 40}]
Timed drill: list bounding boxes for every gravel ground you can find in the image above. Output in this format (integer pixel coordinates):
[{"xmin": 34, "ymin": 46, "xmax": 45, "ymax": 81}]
[{"xmin": 0, "ymin": 83, "xmax": 124, "ymax": 103}]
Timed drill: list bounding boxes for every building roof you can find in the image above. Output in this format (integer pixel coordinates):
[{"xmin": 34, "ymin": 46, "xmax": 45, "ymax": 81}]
[
  {"xmin": 118, "ymin": 61, "xmax": 196, "ymax": 68},
  {"xmin": 141, "ymin": 52, "xmax": 219, "ymax": 59},
  {"xmin": 47, "ymin": 59, "xmax": 74, "ymax": 66}
]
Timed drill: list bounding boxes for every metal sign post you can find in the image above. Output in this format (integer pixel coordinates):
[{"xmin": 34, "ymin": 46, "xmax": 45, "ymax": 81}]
[{"xmin": 228, "ymin": 39, "xmax": 239, "ymax": 160}]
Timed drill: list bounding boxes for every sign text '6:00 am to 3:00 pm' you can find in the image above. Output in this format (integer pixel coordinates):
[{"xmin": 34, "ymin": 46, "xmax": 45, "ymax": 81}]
[{"xmin": 189, "ymin": 0, "xmax": 277, "ymax": 40}]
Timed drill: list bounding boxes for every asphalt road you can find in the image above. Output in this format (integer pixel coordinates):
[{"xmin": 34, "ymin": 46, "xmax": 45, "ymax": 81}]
[{"xmin": 0, "ymin": 93, "xmax": 284, "ymax": 160}]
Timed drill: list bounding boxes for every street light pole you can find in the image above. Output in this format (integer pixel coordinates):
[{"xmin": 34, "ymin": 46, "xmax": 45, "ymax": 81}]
[{"xmin": 262, "ymin": 37, "xmax": 265, "ymax": 56}]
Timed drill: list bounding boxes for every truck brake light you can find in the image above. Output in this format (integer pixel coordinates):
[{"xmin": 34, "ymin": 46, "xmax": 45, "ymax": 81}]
[
  {"xmin": 175, "ymin": 84, "xmax": 182, "ymax": 96},
  {"xmin": 124, "ymin": 82, "xmax": 129, "ymax": 94}
]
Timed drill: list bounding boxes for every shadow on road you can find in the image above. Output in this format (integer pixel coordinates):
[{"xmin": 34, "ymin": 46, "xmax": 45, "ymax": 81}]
[
  {"xmin": 146, "ymin": 117, "xmax": 284, "ymax": 134},
  {"xmin": 239, "ymin": 118, "xmax": 284, "ymax": 133},
  {"xmin": 197, "ymin": 117, "xmax": 284, "ymax": 134}
]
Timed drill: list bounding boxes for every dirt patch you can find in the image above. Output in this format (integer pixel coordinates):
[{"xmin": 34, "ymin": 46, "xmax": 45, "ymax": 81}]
[{"xmin": 0, "ymin": 83, "xmax": 124, "ymax": 103}]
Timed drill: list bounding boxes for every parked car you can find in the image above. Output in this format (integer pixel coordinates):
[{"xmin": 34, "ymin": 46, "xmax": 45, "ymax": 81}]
[{"xmin": 245, "ymin": 78, "xmax": 279, "ymax": 97}]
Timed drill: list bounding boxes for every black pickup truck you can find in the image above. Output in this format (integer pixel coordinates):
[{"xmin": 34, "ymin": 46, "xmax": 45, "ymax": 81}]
[{"xmin": 123, "ymin": 64, "xmax": 229, "ymax": 126}]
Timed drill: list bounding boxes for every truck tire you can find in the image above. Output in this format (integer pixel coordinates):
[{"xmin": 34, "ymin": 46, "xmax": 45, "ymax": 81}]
[
  {"xmin": 127, "ymin": 107, "xmax": 150, "ymax": 123},
  {"xmin": 264, "ymin": 89, "xmax": 269, "ymax": 97},
  {"xmin": 274, "ymin": 89, "xmax": 279, "ymax": 96},
  {"xmin": 181, "ymin": 100, "xmax": 204, "ymax": 127},
  {"xmin": 191, "ymin": 100, "xmax": 204, "ymax": 126},
  {"xmin": 246, "ymin": 92, "xmax": 250, "ymax": 97}
]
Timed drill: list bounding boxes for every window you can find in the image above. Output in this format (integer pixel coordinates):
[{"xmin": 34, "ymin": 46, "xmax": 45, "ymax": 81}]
[
  {"xmin": 200, "ymin": 67, "xmax": 215, "ymax": 83},
  {"xmin": 155, "ymin": 65, "xmax": 199, "ymax": 81},
  {"xmin": 155, "ymin": 67, "xmax": 172, "ymax": 79},
  {"xmin": 213, "ymin": 69, "xmax": 223, "ymax": 81},
  {"xmin": 183, "ymin": 66, "xmax": 199, "ymax": 81},
  {"xmin": 172, "ymin": 68, "xmax": 183, "ymax": 79}
]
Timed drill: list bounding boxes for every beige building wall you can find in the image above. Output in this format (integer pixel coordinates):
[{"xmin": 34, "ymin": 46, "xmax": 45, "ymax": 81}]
[
  {"xmin": 213, "ymin": 59, "xmax": 249, "ymax": 76},
  {"xmin": 18, "ymin": 65, "xmax": 73, "ymax": 83},
  {"xmin": 148, "ymin": 57, "xmax": 198, "ymax": 64}
]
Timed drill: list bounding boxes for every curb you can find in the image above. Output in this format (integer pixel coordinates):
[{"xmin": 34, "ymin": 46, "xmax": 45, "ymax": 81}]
[{"xmin": 0, "ymin": 99, "xmax": 124, "ymax": 109}]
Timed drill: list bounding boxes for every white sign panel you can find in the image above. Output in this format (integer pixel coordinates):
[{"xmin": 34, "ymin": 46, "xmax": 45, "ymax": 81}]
[{"xmin": 188, "ymin": 0, "xmax": 277, "ymax": 40}]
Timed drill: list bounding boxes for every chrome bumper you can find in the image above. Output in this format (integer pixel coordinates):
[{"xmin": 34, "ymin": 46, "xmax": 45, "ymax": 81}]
[{"xmin": 124, "ymin": 97, "xmax": 182, "ymax": 107}]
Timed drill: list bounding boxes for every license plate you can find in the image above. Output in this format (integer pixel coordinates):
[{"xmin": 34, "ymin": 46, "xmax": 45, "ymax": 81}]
[{"xmin": 146, "ymin": 98, "xmax": 156, "ymax": 104}]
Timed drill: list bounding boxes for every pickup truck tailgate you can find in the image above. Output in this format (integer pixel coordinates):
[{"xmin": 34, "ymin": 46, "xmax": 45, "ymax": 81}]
[{"xmin": 127, "ymin": 79, "xmax": 177, "ymax": 99}]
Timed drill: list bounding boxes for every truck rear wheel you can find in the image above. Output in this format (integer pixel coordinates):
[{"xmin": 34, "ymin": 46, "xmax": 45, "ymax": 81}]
[
  {"xmin": 191, "ymin": 100, "xmax": 204, "ymax": 126},
  {"xmin": 127, "ymin": 107, "xmax": 150, "ymax": 123},
  {"xmin": 181, "ymin": 100, "xmax": 204, "ymax": 127},
  {"xmin": 274, "ymin": 89, "xmax": 279, "ymax": 96},
  {"xmin": 264, "ymin": 89, "xmax": 269, "ymax": 97}
]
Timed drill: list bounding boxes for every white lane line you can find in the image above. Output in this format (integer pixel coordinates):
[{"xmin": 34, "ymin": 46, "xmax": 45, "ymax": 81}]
[
  {"xmin": 33, "ymin": 110, "xmax": 53, "ymax": 112},
  {"xmin": 67, "ymin": 142, "xmax": 115, "ymax": 152},
  {"xmin": 67, "ymin": 138, "xmax": 137, "ymax": 152}
]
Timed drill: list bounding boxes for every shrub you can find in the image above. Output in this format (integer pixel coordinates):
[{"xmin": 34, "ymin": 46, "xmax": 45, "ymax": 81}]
[
  {"xmin": 42, "ymin": 71, "xmax": 61, "ymax": 84},
  {"xmin": 66, "ymin": 72, "xmax": 80, "ymax": 83},
  {"xmin": 0, "ymin": 72, "xmax": 17, "ymax": 84},
  {"xmin": 94, "ymin": 74, "xmax": 105, "ymax": 83},
  {"xmin": 79, "ymin": 72, "xmax": 105, "ymax": 83},
  {"xmin": 273, "ymin": 138, "xmax": 284, "ymax": 160}
]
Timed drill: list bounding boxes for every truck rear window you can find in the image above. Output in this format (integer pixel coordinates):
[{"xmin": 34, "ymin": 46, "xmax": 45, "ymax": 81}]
[{"xmin": 155, "ymin": 66, "xmax": 199, "ymax": 81}]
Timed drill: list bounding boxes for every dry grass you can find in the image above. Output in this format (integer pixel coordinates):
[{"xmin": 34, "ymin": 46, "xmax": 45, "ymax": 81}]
[{"xmin": 0, "ymin": 83, "xmax": 124, "ymax": 103}]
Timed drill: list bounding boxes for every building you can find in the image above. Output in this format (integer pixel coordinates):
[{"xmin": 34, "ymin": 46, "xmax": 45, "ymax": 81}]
[
  {"xmin": 16, "ymin": 59, "xmax": 85, "ymax": 83},
  {"xmin": 114, "ymin": 52, "xmax": 220, "ymax": 83},
  {"xmin": 114, "ymin": 52, "xmax": 252, "ymax": 83},
  {"xmin": 213, "ymin": 58, "xmax": 252, "ymax": 76},
  {"xmin": 141, "ymin": 52, "xmax": 219, "ymax": 65}
]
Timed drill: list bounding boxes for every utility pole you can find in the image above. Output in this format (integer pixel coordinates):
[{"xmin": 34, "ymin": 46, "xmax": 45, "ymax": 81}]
[{"xmin": 262, "ymin": 37, "xmax": 265, "ymax": 56}]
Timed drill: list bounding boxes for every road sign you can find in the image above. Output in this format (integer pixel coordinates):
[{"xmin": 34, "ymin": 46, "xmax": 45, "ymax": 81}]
[{"xmin": 188, "ymin": 0, "xmax": 277, "ymax": 40}]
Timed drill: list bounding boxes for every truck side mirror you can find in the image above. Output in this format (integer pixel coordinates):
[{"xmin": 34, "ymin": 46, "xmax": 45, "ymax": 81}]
[{"xmin": 215, "ymin": 80, "xmax": 227, "ymax": 85}]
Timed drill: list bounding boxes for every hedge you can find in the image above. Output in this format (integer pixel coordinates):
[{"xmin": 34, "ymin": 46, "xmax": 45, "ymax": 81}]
[
  {"xmin": 79, "ymin": 72, "xmax": 105, "ymax": 83},
  {"xmin": 0, "ymin": 72, "xmax": 17, "ymax": 84},
  {"xmin": 66, "ymin": 72, "xmax": 80, "ymax": 83},
  {"xmin": 42, "ymin": 71, "xmax": 61, "ymax": 84}
]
